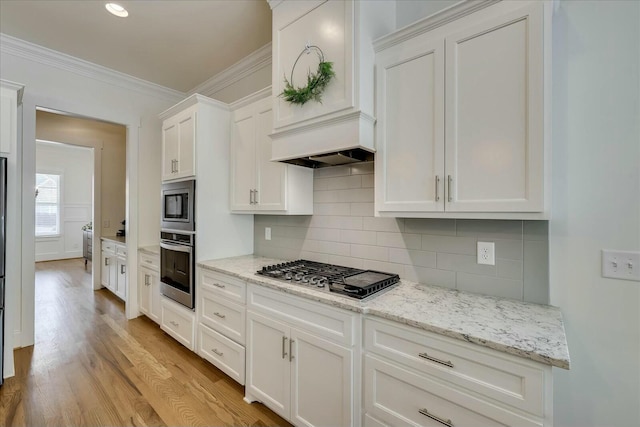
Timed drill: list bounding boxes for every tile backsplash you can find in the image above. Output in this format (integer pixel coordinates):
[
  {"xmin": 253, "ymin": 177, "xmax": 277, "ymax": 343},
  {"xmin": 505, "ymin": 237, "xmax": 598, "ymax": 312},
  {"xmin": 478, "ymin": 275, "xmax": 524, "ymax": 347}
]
[{"xmin": 254, "ymin": 162, "xmax": 549, "ymax": 304}]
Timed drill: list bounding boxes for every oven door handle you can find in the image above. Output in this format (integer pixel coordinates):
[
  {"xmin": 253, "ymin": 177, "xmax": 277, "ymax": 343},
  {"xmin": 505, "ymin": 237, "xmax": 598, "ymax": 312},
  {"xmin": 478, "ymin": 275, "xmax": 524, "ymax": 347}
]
[{"xmin": 160, "ymin": 242, "xmax": 192, "ymax": 254}]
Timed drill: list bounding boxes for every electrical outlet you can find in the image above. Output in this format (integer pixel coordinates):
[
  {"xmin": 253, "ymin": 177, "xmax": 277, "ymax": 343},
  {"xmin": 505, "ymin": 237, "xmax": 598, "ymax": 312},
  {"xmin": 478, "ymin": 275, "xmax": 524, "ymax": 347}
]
[
  {"xmin": 265, "ymin": 227, "xmax": 271, "ymax": 241},
  {"xmin": 602, "ymin": 250, "xmax": 640, "ymax": 281},
  {"xmin": 477, "ymin": 241, "xmax": 495, "ymax": 266},
  {"xmin": 103, "ymin": 220, "xmax": 110, "ymax": 228}
]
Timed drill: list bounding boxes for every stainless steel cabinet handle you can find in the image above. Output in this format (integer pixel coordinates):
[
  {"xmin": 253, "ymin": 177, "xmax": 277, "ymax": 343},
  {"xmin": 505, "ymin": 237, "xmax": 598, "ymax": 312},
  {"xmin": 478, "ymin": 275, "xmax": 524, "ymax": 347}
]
[
  {"xmin": 212, "ymin": 282, "xmax": 225, "ymax": 289},
  {"xmin": 435, "ymin": 175, "xmax": 440, "ymax": 202},
  {"xmin": 282, "ymin": 336, "xmax": 288, "ymax": 359},
  {"xmin": 144, "ymin": 274, "xmax": 150, "ymax": 286},
  {"xmin": 418, "ymin": 352, "xmax": 454, "ymax": 368},
  {"xmin": 105, "ymin": 258, "xmax": 109, "ymax": 266},
  {"xmin": 419, "ymin": 408, "xmax": 453, "ymax": 427},
  {"xmin": 212, "ymin": 348, "xmax": 224, "ymax": 357},
  {"xmin": 289, "ymin": 339, "xmax": 294, "ymax": 362},
  {"xmin": 175, "ymin": 159, "xmax": 178, "ymax": 172},
  {"xmin": 254, "ymin": 189, "xmax": 259, "ymax": 204},
  {"xmin": 145, "ymin": 259, "xmax": 153, "ymax": 264},
  {"xmin": 249, "ymin": 189, "xmax": 254, "ymax": 204},
  {"xmin": 213, "ymin": 312, "xmax": 226, "ymax": 319},
  {"xmin": 170, "ymin": 320, "xmax": 179, "ymax": 327},
  {"xmin": 171, "ymin": 159, "xmax": 175, "ymax": 173},
  {"xmin": 447, "ymin": 175, "xmax": 452, "ymax": 202},
  {"xmin": 121, "ymin": 264, "xmax": 126, "ymax": 274}
]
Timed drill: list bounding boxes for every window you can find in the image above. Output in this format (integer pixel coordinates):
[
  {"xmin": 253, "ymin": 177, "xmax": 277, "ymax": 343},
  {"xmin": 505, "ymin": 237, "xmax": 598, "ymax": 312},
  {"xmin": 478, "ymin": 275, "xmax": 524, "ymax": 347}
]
[{"xmin": 35, "ymin": 173, "xmax": 61, "ymax": 237}]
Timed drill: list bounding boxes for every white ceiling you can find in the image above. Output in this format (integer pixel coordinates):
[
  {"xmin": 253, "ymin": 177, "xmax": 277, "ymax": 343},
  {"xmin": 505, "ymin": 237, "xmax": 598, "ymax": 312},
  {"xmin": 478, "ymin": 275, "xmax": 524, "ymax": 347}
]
[{"xmin": 0, "ymin": 0, "xmax": 272, "ymax": 93}]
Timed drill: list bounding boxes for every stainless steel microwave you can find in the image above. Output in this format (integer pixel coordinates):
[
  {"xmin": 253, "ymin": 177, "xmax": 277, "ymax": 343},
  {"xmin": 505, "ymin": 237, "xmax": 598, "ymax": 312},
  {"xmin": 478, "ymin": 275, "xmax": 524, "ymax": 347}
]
[{"xmin": 161, "ymin": 179, "xmax": 195, "ymax": 232}]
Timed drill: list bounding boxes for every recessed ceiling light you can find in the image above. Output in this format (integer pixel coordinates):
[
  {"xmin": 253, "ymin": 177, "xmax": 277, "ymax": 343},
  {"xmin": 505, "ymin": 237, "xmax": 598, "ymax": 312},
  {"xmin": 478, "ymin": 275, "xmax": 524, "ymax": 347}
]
[{"xmin": 105, "ymin": 3, "xmax": 128, "ymax": 18}]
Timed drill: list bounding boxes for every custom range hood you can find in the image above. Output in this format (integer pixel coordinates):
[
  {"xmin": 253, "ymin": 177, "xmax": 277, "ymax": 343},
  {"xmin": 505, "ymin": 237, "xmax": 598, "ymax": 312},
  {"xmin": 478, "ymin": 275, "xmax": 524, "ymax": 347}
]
[{"xmin": 268, "ymin": 0, "xmax": 395, "ymax": 168}]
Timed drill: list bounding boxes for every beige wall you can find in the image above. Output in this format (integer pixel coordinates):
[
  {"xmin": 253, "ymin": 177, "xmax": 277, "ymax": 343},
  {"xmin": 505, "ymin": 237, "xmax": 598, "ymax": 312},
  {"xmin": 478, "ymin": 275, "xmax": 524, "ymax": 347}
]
[{"xmin": 36, "ymin": 110, "xmax": 126, "ymax": 239}]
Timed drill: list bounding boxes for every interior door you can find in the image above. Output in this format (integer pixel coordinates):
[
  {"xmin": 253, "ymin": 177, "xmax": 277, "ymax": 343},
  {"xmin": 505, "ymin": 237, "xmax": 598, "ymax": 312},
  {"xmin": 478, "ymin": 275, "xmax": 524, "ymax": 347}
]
[{"xmin": 246, "ymin": 310, "xmax": 291, "ymax": 420}]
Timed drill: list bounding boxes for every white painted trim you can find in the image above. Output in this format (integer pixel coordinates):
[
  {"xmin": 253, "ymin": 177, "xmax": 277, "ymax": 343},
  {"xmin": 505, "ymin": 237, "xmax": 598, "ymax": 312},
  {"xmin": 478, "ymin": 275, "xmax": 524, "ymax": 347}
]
[
  {"xmin": 158, "ymin": 93, "xmax": 229, "ymax": 120},
  {"xmin": 229, "ymin": 86, "xmax": 272, "ymax": 111},
  {"xmin": 373, "ymin": 0, "xmax": 501, "ymax": 52},
  {"xmin": 188, "ymin": 43, "xmax": 272, "ymax": 98},
  {"xmin": 0, "ymin": 33, "xmax": 185, "ymax": 102}
]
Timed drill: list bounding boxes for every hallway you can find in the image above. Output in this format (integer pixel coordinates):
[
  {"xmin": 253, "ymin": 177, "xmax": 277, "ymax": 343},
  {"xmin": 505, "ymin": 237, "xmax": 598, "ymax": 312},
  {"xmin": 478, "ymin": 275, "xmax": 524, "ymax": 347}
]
[{"xmin": 0, "ymin": 259, "xmax": 290, "ymax": 426}]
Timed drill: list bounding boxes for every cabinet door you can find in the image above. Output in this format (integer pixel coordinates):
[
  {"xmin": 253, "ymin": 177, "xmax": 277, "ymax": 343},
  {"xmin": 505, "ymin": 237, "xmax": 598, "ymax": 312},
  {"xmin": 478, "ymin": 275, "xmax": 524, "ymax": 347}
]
[
  {"xmin": 375, "ymin": 37, "xmax": 445, "ymax": 213},
  {"xmin": 162, "ymin": 119, "xmax": 179, "ymax": 181},
  {"xmin": 230, "ymin": 105, "xmax": 257, "ymax": 211},
  {"xmin": 116, "ymin": 258, "xmax": 127, "ymax": 300},
  {"xmin": 176, "ymin": 110, "xmax": 196, "ymax": 179},
  {"xmin": 290, "ymin": 327, "xmax": 353, "ymax": 427},
  {"xmin": 149, "ymin": 270, "xmax": 161, "ymax": 323},
  {"xmin": 445, "ymin": 3, "xmax": 544, "ymax": 212},
  {"xmin": 101, "ymin": 253, "xmax": 111, "ymax": 288},
  {"xmin": 246, "ymin": 310, "xmax": 291, "ymax": 420},
  {"xmin": 139, "ymin": 268, "xmax": 151, "ymax": 316},
  {"xmin": 255, "ymin": 100, "xmax": 287, "ymax": 211}
]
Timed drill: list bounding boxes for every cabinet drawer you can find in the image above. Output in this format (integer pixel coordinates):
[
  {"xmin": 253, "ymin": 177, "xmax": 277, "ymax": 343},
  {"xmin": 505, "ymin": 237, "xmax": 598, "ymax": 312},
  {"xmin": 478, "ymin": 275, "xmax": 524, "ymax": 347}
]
[
  {"xmin": 199, "ymin": 324, "xmax": 245, "ymax": 385},
  {"xmin": 161, "ymin": 298, "xmax": 195, "ymax": 350},
  {"xmin": 248, "ymin": 284, "xmax": 357, "ymax": 346},
  {"xmin": 116, "ymin": 245, "xmax": 127, "ymax": 257},
  {"xmin": 199, "ymin": 288, "xmax": 246, "ymax": 345},
  {"xmin": 139, "ymin": 252, "xmax": 160, "ymax": 271},
  {"xmin": 365, "ymin": 355, "xmax": 541, "ymax": 427},
  {"xmin": 102, "ymin": 241, "xmax": 116, "ymax": 253},
  {"xmin": 199, "ymin": 269, "xmax": 246, "ymax": 303},
  {"xmin": 365, "ymin": 318, "xmax": 545, "ymax": 416}
]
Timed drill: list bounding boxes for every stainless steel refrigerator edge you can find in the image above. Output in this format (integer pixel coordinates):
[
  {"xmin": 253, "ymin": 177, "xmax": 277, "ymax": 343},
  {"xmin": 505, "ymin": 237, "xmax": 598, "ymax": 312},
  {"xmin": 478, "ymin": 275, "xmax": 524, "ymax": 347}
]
[{"xmin": 0, "ymin": 157, "xmax": 7, "ymax": 386}]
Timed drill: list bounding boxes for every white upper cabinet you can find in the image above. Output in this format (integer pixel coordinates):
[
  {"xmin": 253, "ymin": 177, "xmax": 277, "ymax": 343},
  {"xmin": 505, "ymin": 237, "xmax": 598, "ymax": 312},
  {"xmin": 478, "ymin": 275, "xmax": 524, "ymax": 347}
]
[
  {"xmin": 0, "ymin": 80, "xmax": 24, "ymax": 155},
  {"xmin": 375, "ymin": 1, "xmax": 550, "ymax": 219},
  {"xmin": 268, "ymin": 0, "xmax": 395, "ymax": 163},
  {"xmin": 162, "ymin": 106, "xmax": 196, "ymax": 181},
  {"xmin": 230, "ymin": 96, "xmax": 313, "ymax": 214}
]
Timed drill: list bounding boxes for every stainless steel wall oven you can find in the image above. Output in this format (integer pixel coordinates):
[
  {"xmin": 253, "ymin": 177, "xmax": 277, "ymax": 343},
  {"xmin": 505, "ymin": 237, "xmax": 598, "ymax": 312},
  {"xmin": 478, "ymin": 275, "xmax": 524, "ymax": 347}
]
[{"xmin": 160, "ymin": 231, "xmax": 195, "ymax": 309}]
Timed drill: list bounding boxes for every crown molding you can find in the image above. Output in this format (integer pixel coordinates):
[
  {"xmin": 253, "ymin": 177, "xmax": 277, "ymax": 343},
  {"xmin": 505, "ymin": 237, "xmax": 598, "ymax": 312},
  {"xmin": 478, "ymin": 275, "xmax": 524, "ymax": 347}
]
[
  {"xmin": 373, "ymin": 0, "xmax": 501, "ymax": 52},
  {"xmin": 158, "ymin": 93, "xmax": 229, "ymax": 120},
  {"xmin": 188, "ymin": 42, "xmax": 272, "ymax": 98},
  {"xmin": 0, "ymin": 33, "xmax": 185, "ymax": 102},
  {"xmin": 229, "ymin": 86, "xmax": 272, "ymax": 111}
]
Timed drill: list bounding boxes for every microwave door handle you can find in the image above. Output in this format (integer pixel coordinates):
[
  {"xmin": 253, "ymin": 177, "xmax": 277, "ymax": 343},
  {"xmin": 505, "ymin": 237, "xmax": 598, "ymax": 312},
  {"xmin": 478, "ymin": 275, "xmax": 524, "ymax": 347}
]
[{"xmin": 160, "ymin": 242, "xmax": 192, "ymax": 254}]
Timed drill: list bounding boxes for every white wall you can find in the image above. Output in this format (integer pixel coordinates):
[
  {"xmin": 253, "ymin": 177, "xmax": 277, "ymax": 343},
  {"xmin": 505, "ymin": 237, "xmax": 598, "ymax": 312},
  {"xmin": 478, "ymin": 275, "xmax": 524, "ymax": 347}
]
[
  {"xmin": 395, "ymin": 0, "xmax": 460, "ymax": 28},
  {"xmin": 549, "ymin": 1, "xmax": 640, "ymax": 426},
  {"xmin": 35, "ymin": 141, "xmax": 92, "ymax": 261},
  {"xmin": 0, "ymin": 34, "xmax": 183, "ymax": 378}
]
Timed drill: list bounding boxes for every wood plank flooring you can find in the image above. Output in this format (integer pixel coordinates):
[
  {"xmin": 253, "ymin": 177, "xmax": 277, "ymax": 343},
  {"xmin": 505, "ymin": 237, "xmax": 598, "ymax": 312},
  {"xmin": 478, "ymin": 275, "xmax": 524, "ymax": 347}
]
[{"xmin": 0, "ymin": 258, "xmax": 292, "ymax": 427}]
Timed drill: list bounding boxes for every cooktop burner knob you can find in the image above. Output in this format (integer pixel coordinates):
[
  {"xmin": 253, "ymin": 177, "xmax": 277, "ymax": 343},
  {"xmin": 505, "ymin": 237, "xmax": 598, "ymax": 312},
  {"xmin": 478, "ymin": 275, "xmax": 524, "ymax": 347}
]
[
  {"xmin": 294, "ymin": 273, "xmax": 304, "ymax": 281},
  {"xmin": 284, "ymin": 272, "xmax": 293, "ymax": 280},
  {"xmin": 302, "ymin": 275, "xmax": 310, "ymax": 283},
  {"xmin": 317, "ymin": 277, "xmax": 327, "ymax": 287}
]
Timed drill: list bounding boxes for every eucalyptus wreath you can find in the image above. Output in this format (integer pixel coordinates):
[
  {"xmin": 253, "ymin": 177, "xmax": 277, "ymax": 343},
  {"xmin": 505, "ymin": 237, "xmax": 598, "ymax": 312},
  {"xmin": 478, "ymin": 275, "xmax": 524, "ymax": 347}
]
[{"xmin": 280, "ymin": 45, "xmax": 335, "ymax": 105}]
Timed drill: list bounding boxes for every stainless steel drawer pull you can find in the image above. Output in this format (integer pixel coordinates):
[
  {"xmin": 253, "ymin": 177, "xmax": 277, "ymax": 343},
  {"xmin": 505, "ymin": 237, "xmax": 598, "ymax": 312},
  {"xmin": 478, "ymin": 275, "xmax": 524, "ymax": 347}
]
[
  {"xmin": 212, "ymin": 283, "xmax": 226, "ymax": 289},
  {"xmin": 211, "ymin": 348, "xmax": 224, "ymax": 357},
  {"xmin": 145, "ymin": 260, "xmax": 153, "ymax": 264},
  {"xmin": 282, "ymin": 336, "xmax": 288, "ymax": 359},
  {"xmin": 145, "ymin": 274, "xmax": 150, "ymax": 286},
  {"xmin": 435, "ymin": 175, "xmax": 440, "ymax": 201},
  {"xmin": 447, "ymin": 175, "xmax": 453, "ymax": 202},
  {"xmin": 419, "ymin": 408, "xmax": 453, "ymax": 427},
  {"xmin": 105, "ymin": 258, "xmax": 109, "ymax": 266},
  {"xmin": 418, "ymin": 352, "xmax": 454, "ymax": 368},
  {"xmin": 289, "ymin": 339, "xmax": 294, "ymax": 362},
  {"xmin": 169, "ymin": 321, "xmax": 179, "ymax": 327},
  {"xmin": 254, "ymin": 189, "xmax": 259, "ymax": 204},
  {"xmin": 121, "ymin": 264, "xmax": 126, "ymax": 274},
  {"xmin": 213, "ymin": 312, "xmax": 226, "ymax": 319}
]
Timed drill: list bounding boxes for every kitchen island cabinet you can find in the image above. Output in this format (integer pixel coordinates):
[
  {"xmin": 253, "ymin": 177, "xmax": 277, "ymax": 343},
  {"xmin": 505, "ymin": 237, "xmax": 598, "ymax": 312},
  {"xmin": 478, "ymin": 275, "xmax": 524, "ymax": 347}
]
[{"xmin": 375, "ymin": 0, "xmax": 550, "ymax": 219}]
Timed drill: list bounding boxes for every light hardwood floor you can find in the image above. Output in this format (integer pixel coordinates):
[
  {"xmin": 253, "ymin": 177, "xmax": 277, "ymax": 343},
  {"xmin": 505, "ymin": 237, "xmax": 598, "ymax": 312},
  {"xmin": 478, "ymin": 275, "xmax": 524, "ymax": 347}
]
[{"xmin": 0, "ymin": 258, "xmax": 292, "ymax": 427}]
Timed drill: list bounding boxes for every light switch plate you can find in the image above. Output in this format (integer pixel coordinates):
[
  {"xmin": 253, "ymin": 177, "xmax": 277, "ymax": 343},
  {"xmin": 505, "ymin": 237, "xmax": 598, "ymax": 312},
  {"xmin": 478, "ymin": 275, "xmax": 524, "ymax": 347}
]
[
  {"xmin": 602, "ymin": 250, "xmax": 640, "ymax": 281},
  {"xmin": 477, "ymin": 241, "xmax": 495, "ymax": 265},
  {"xmin": 265, "ymin": 227, "xmax": 271, "ymax": 241}
]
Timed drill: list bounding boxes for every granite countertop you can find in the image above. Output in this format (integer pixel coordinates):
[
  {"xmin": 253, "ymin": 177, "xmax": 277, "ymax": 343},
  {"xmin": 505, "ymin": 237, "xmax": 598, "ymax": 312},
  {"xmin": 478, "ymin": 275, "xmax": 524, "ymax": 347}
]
[
  {"xmin": 198, "ymin": 254, "xmax": 570, "ymax": 369},
  {"xmin": 139, "ymin": 245, "xmax": 160, "ymax": 256},
  {"xmin": 101, "ymin": 235, "xmax": 126, "ymax": 244}
]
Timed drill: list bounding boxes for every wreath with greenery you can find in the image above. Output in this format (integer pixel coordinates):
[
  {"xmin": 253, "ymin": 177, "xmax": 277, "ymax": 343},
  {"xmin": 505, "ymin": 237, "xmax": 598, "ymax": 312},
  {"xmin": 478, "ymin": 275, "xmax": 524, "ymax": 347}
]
[{"xmin": 280, "ymin": 45, "xmax": 335, "ymax": 105}]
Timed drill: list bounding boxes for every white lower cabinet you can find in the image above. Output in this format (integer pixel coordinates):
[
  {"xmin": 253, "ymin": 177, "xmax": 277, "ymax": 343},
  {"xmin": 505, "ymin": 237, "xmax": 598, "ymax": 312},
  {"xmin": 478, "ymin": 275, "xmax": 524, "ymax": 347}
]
[
  {"xmin": 245, "ymin": 285, "xmax": 358, "ymax": 427},
  {"xmin": 101, "ymin": 240, "xmax": 126, "ymax": 301},
  {"xmin": 161, "ymin": 297, "xmax": 196, "ymax": 351},
  {"xmin": 196, "ymin": 268, "xmax": 247, "ymax": 385},
  {"xmin": 138, "ymin": 251, "xmax": 160, "ymax": 324},
  {"xmin": 363, "ymin": 317, "xmax": 552, "ymax": 427}
]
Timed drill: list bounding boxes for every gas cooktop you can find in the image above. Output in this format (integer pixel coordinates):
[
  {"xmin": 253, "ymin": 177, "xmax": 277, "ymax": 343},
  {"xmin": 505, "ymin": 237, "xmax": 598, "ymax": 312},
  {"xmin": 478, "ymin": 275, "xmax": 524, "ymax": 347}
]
[{"xmin": 256, "ymin": 260, "xmax": 400, "ymax": 300}]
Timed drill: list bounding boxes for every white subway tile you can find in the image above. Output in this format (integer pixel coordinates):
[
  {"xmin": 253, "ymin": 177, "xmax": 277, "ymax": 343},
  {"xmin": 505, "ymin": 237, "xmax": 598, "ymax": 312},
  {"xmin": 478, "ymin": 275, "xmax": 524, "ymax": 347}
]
[
  {"xmin": 388, "ymin": 248, "xmax": 436, "ymax": 268},
  {"xmin": 340, "ymin": 230, "xmax": 377, "ymax": 245},
  {"xmin": 351, "ymin": 244, "xmax": 388, "ymax": 261},
  {"xmin": 436, "ymin": 253, "xmax": 497, "ymax": 276},
  {"xmin": 377, "ymin": 232, "xmax": 422, "ymax": 249},
  {"xmin": 350, "ymin": 162, "xmax": 374, "ymax": 175},
  {"xmin": 302, "ymin": 240, "xmax": 350, "ymax": 256},
  {"xmin": 422, "ymin": 235, "xmax": 476, "ymax": 255},
  {"xmin": 328, "ymin": 255, "xmax": 364, "ymax": 269},
  {"xmin": 497, "ymin": 258, "xmax": 523, "ymax": 280},
  {"xmin": 456, "ymin": 273, "xmax": 523, "ymax": 300},
  {"xmin": 300, "ymin": 251, "xmax": 330, "ymax": 263},
  {"xmin": 337, "ymin": 188, "xmax": 374, "ymax": 203},
  {"xmin": 404, "ymin": 266, "xmax": 456, "ymax": 288},
  {"xmin": 313, "ymin": 203, "xmax": 351, "ymax": 216},
  {"xmin": 326, "ymin": 175, "xmax": 362, "ymax": 190},
  {"xmin": 457, "ymin": 220, "xmax": 523, "ymax": 240},
  {"xmin": 313, "ymin": 190, "xmax": 340, "ymax": 203},
  {"xmin": 361, "ymin": 174, "xmax": 374, "ymax": 188},
  {"xmin": 350, "ymin": 202, "xmax": 374, "ymax": 217},
  {"xmin": 404, "ymin": 218, "xmax": 456, "ymax": 236},
  {"xmin": 306, "ymin": 228, "xmax": 341, "ymax": 242},
  {"xmin": 314, "ymin": 165, "xmax": 351, "ymax": 178},
  {"xmin": 363, "ymin": 217, "xmax": 404, "ymax": 232},
  {"xmin": 362, "ymin": 260, "xmax": 405, "ymax": 276}
]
